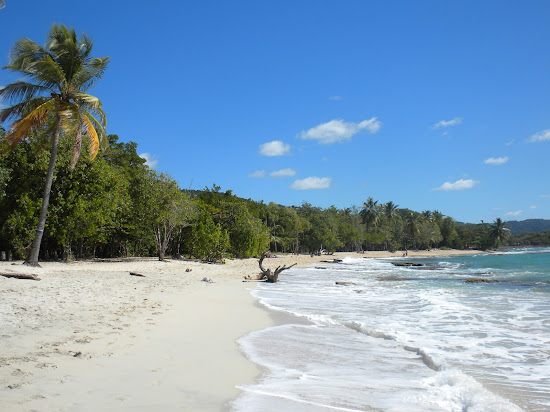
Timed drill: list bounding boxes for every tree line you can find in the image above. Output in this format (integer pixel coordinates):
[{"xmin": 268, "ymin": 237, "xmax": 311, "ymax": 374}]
[{"xmin": 0, "ymin": 128, "xmax": 517, "ymax": 261}]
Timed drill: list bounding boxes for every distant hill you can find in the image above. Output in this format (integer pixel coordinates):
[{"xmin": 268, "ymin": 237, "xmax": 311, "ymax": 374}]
[{"xmin": 504, "ymin": 219, "xmax": 550, "ymax": 235}]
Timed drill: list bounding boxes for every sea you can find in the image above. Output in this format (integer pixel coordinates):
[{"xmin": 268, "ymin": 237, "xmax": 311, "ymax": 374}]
[{"xmin": 232, "ymin": 248, "xmax": 550, "ymax": 412}]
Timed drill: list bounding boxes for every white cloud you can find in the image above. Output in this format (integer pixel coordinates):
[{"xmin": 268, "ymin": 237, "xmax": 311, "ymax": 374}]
[
  {"xmin": 328, "ymin": 96, "xmax": 342, "ymax": 101},
  {"xmin": 259, "ymin": 140, "xmax": 291, "ymax": 156},
  {"xmin": 541, "ymin": 194, "xmax": 550, "ymax": 198},
  {"xmin": 299, "ymin": 118, "xmax": 381, "ymax": 144},
  {"xmin": 248, "ymin": 170, "xmax": 266, "ymax": 178},
  {"xmin": 433, "ymin": 179, "xmax": 479, "ymax": 191},
  {"xmin": 528, "ymin": 129, "xmax": 550, "ymax": 143},
  {"xmin": 270, "ymin": 168, "xmax": 296, "ymax": 178},
  {"xmin": 484, "ymin": 156, "xmax": 509, "ymax": 165},
  {"xmin": 505, "ymin": 140, "xmax": 514, "ymax": 146},
  {"xmin": 139, "ymin": 152, "xmax": 158, "ymax": 169},
  {"xmin": 530, "ymin": 205, "xmax": 537, "ymax": 209},
  {"xmin": 291, "ymin": 176, "xmax": 332, "ymax": 190},
  {"xmin": 504, "ymin": 210, "xmax": 522, "ymax": 217},
  {"xmin": 432, "ymin": 117, "xmax": 463, "ymax": 129}
]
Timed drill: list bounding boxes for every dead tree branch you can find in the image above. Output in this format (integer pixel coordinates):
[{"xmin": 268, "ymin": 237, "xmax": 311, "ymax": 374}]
[
  {"xmin": 1, "ymin": 272, "xmax": 40, "ymax": 281},
  {"xmin": 257, "ymin": 251, "xmax": 297, "ymax": 283}
]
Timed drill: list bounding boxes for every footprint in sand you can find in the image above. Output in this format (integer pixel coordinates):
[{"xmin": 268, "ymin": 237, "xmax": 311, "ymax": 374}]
[{"xmin": 31, "ymin": 394, "xmax": 46, "ymax": 400}]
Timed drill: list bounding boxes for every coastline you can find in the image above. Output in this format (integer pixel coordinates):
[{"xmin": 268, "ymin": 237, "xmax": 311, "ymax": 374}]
[{"xmin": 0, "ymin": 249, "xmax": 479, "ymax": 411}]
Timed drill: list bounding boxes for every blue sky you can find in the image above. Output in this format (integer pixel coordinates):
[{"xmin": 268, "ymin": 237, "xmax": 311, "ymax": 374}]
[{"xmin": 1, "ymin": 0, "xmax": 549, "ymax": 223}]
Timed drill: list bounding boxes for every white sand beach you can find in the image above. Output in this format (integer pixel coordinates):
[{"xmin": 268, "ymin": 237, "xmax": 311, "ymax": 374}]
[{"xmin": 0, "ymin": 249, "xmax": 479, "ymax": 411}]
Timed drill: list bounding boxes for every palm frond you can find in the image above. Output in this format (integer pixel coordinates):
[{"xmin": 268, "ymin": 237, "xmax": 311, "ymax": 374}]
[
  {"xmin": 74, "ymin": 56, "xmax": 110, "ymax": 91},
  {"xmin": 5, "ymin": 38, "xmax": 46, "ymax": 73},
  {"xmin": 0, "ymin": 96, "xmax": 52, "ymax": 123},
  {"xmin": 3, "ymin": 99, "xmax": 56, "ymax": 148},
  {"xmin": 47, "ymin": 24, "xmax": 94, "ymax": 88},
  {"xmin": 5, "ymin": 39, "xmax": 63, "ymax": 90},
  {"xmin": 0, "ymin": 81, "xmax": 52, "ymax": 103},
  {"xmin": 28, "ymin": 53, "xmax": 66, "ymax": 90},
  {"xmin": 80, "ymin": 112, "xmax": 100, "ymax": 160},
  {"xmin": 77, "ymin": 96, "xmax": 106, "ymax": 128},
  {"xmin": 74, "ymin": 92, "xmax": 102, "ymax": 109}
]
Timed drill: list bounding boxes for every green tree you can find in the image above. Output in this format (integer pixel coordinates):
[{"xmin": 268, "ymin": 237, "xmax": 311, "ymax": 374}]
[
  {"xmin": 45, "ymin": 141, "xmax": 127, "ymax": 261},
  {"xmin": 0, "ymin": 128, "xmax": 11, "ymax": 201},
  {"xmin": 489, "ymin": 217, "xmax": 510, "ymax": 249},
  {"xmin": 144, "ymin": 173, "xmax": 197, "ymax": 261},
  {"xmin": 404, "ymin": 212, "xmax": 420, "ymax": 250},
  {"xmin": 0, "ymin": 24, "xmax": 109, "ymax": 265},
  {"xmin": 360, "ymin": 197, "xmax": 380, "ymax": 231},
  {"xmin": 189, "ymin": 211, "xmax": 229, "ymax": 262},
  {"xmin": 439, "ymin": 216, "xmax": 459, "ymax": 248}
]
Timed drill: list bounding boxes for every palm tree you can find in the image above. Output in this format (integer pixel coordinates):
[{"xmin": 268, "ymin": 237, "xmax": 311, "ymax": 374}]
[
  {"xmin": 360, "ymin": 197, "xmax": 380, "ymax": 231},
  {"xmin": 489, "ymin": 218, "xmax": 510, "ymax": 249},
  {"xmin": 384, "ymin": 201, "xmax": 399, "ymax": 222},
  {"xmin": 0, "ymin": 24, "xmax": 109, "ymax": 265},
  {"xmin": 404, "ymin": 212, "xmax": 420, "ymax": 250}
]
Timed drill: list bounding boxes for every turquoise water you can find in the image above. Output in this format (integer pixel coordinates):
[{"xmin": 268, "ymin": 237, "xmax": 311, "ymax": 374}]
[{"xmin": 234, "ymin": 248, "xmax": 550, "ymax": 411}]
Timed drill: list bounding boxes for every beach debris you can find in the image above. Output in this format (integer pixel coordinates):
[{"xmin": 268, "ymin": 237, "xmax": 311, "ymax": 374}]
[
  {"xmin": 0, "ymin": 272, "xmax": 40, "ymax": 281},
  {"xmin": 201, "ymin": 277, "xmax": 213, "ymax": 283},
  {"xmin": 258, "ymin": 251, "xmax": 297, "ymax": 283},
  {"xmin": 129, "ymin": 272, "xmax": 146, "ymax": 277},
  {"xmin": 335, "ymin": 281, "xmax": 357, "ymax": 286},
  {"xmin": 320, "ymin": 259, "xmax": 343, "ymax": 263},
  {"xmin": 185, "ymin": 268, "xmax": 192, "ymax": 272}
]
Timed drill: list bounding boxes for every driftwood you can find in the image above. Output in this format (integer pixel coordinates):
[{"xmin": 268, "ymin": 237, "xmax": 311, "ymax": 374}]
[
  {"xmin": 129, "ymin": 272, "xmax": 146, "ymax": 277},
  {"xmin": 1, "ymin": 272, "xmax": 40, "ymax": 281},
  {"xmin": 257, "ymin": 251, "xmax": 297, "ymax": 283}
]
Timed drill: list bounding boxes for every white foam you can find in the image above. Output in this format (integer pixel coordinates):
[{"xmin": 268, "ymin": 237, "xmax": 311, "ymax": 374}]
[{"xmin": 241, "ymin": 253, "xmax": 550, "ymax": 411}]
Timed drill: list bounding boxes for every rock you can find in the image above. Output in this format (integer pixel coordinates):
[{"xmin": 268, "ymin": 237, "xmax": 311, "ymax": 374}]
[
  {"xmin": 465, "ymin": 278, "xmax": 497, "ymax": 283},
  {"xmin": 392, "ymin": 262, "xmax": 424, "ymax": 267},
  {"xmin": 335, "ymin": 281, "xmax": 357, "ymax": 286}
]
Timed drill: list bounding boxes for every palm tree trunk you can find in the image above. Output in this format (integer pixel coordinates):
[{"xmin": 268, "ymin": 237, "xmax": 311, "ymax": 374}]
[{"xmin": 25, "ymin": 117, "xmax": 62, "ymax": 266}]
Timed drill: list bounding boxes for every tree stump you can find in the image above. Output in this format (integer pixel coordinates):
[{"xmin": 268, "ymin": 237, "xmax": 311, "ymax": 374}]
[{"xmin": 258, "ymin": 251, "xmax": 297, "ymax": 283}]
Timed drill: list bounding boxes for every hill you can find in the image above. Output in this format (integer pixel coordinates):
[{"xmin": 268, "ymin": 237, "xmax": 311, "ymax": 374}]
[{"xmin": 504, "ymin": 219, "xmax": 550, "ymax": 235}]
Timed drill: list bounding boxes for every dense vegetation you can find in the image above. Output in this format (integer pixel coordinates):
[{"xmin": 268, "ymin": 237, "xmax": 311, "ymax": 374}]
[
  {"xmin": 509, "ymin": 231, "xmax": 550, "ymax": 246},
  {"xmin": 0, "ymin": 129, "xmax": 527, "ymax": 262}
]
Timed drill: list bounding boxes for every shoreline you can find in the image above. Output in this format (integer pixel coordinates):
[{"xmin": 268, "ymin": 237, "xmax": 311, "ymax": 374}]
[{"xmin": 0, "ymin": 249, "xmax": 480, "ymax": 411}]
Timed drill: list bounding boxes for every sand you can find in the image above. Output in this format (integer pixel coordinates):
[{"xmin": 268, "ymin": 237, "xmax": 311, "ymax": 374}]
[{"xmin": 0, "ymin": 249, "xmax": 479, "ymax": 411}]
